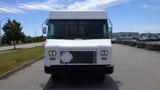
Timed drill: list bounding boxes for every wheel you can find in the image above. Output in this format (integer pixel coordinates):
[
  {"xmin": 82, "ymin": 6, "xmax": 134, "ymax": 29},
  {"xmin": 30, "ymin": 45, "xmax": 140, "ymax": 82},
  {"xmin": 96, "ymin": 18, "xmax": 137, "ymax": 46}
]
[
  {"xmin": 97, "ymin": 73, "xmax": 105, "ymax": 82},
  {"xmin": 51, "ymin": 73, "xmax": 61, "ymax": 82}
]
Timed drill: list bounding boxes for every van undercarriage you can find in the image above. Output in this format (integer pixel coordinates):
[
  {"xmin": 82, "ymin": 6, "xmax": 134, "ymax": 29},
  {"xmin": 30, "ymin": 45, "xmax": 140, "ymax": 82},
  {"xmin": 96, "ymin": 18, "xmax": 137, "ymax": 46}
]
[{"xmin": 45, "ymin": 65, "xmax": 114, "ymax": 74}]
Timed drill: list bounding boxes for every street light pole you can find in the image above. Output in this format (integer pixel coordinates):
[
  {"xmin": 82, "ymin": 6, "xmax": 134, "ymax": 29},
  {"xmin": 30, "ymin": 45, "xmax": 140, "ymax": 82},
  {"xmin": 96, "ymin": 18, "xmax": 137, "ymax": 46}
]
[{"xmin": 0, "ymin": 18, "xmax": 9, "ymax": 46}]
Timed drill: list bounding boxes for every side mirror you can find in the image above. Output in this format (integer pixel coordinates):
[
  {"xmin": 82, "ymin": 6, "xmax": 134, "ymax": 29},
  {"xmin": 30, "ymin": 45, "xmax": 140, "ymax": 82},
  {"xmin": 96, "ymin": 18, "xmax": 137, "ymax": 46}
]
[
  {"xmin": 43, "ymin": 27, "xmax": 47, "ymax": 34},
  {"xmin": 108, "ymin": 18, "xmax": 113, "ymax": 39},
  {"xmin": 109, "ymin": 27, "xmax": 112, "ymax": 33},
  {"xmin": 109, "ymin": 27, "xmax": 112, "ymax": 39},
  {"xmin": 46, "ymin": 19, "xmax": 49, "ymax": 25}
]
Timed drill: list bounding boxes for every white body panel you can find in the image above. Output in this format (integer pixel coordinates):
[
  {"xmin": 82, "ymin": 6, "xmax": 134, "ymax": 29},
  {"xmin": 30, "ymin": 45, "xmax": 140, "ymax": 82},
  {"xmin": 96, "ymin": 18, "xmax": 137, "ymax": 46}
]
[
  {"xmin": 49, "ymin": 10, "xmax": 107, "ymax": 20},
  {"xmin": 45, "ymin": 39, "xmax": 112, "ymax": 67}
]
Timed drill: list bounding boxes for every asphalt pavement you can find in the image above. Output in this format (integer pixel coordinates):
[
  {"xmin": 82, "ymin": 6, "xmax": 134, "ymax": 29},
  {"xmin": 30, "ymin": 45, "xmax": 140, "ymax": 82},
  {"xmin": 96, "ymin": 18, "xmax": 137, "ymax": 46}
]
[
  {"xmin": 0, "ymin": 44, "xmax": 160, "ymax": 90},
  {"xmin": 0, "ymin": 42, "xmax": 44, "ymax": 51}
]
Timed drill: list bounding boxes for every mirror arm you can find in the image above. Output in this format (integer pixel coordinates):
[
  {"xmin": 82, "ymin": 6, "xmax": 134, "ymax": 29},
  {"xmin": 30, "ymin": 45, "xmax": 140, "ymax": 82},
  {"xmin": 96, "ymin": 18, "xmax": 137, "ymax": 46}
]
[
  {"xmin": 42, "ymin": 19, "xmax": 48, "ymax": 35},
  {"xmin": 107, "ymin": 18, "xmax": 113, "ymax": 39},
  {"xmin": 46, "ymin": 19, "xmax": 49, "ymax": 25}
]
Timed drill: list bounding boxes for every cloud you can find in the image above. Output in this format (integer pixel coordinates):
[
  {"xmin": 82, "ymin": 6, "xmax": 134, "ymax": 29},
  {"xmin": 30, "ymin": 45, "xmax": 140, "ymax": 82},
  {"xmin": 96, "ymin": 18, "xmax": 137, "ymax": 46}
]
[
  {"xmin": 19, "ymin": 0, "xmax": 65, "ymax": 11},
  {"xmin": 141, "ymin": 4, "xmax": 160, "ymax": 10},
  {"xmin": 0, "ymin": 2, "xmax": 24, "ymax": 13},
  {"xmin": 67, "ymin": 0, "xmax": 128, "ymax": 10},
  {"xmin": 141, "ymin": 0, "xmax": 160, "ymax": 10},
  {"xmin": 0, "ymin": 0, "xmax": 129, "ymax": 13},
  {"xmin": 0, "ymin": 7, "xmax": 24, "ymax": 13}
]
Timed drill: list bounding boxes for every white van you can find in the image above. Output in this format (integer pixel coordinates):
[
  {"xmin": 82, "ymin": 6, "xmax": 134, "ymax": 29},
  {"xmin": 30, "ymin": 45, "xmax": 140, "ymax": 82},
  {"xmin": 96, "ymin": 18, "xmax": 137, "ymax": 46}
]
[{"xmin": 43, "ymin": 10, "xmax": 114, "ymax": 80}]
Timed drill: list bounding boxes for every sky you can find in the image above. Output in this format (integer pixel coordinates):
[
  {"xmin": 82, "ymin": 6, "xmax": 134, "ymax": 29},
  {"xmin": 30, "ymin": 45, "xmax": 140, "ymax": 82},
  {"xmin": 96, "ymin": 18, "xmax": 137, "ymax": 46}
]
[{"xmin": 0, "ymin": 0, "xmax": 160, "ymax": 36}]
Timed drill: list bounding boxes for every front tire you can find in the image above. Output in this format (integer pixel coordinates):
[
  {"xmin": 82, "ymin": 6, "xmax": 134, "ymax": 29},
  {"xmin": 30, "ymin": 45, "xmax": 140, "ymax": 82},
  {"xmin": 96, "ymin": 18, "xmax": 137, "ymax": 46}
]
[
  {"xmin": 96, "ymin": 73, "xmax": 105, "ymax": 81},
  {"xmin": 52, "ymin": 73, "xmax": 61, "ymax": 81}
]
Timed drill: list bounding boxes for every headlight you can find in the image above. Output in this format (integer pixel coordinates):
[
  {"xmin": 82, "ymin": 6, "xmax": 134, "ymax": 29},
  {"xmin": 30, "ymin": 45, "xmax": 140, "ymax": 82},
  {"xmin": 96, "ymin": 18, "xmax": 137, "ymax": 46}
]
[
  {"xmin": 48, "ymin": 51, "xmax": 57, "ymax": 56},
  {"xmin": 100, "ymin": 50, "xmax": 108, "ymax": 56}
]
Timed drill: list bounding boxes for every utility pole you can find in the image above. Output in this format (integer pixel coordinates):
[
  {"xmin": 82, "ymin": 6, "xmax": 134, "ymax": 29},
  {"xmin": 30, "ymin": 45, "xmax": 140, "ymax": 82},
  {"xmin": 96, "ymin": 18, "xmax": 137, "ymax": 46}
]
[{"xmin": 0, "ymin": 18, "xmax": 9, "ymax": 46}]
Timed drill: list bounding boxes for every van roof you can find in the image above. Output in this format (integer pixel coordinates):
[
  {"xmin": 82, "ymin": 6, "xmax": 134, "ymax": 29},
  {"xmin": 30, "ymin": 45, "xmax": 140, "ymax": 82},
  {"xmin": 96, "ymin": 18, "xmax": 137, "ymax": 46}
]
[{"xmin": 49, "ymin": 10, "xmax": 107, "ymax": 20}]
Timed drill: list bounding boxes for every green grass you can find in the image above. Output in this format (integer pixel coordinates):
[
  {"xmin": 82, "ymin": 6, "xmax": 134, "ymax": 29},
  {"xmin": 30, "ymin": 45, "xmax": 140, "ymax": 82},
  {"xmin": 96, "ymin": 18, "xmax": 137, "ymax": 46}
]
[{"xmin": 0, "ymin": 46, "xmax": 44, "ymax": 75}]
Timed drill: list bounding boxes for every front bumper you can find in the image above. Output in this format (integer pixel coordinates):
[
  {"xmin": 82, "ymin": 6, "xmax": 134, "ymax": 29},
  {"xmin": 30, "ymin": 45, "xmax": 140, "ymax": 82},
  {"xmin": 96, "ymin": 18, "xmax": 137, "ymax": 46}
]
[{"xmin": 45, "ymin": 65, "xmax": 114, "ymax": 74}]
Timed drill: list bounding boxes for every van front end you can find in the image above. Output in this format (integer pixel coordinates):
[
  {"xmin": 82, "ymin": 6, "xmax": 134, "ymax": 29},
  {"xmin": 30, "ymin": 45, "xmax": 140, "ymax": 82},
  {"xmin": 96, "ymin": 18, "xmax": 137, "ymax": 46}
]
[
  {"xmin": 43, "ymin": 10, "xmax": 113, "ymax": 80},
  {"xmin": 44, "ymin": 39, "xmax": 113, "ymax": 80}
]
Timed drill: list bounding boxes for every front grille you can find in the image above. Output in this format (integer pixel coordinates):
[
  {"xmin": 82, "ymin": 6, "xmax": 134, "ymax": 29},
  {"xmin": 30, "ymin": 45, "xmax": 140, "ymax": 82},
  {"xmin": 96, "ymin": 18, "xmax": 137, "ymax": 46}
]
[{"xmin": 61, "ymin": 51, "xmax": 96, "ymax": 63}]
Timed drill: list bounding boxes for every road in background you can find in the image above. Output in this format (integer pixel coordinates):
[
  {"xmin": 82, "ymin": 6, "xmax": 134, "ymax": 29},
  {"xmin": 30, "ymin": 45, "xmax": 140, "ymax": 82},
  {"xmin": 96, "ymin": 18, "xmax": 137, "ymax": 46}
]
[
  {"xmin": 0, "ymin": 42, "xmax": 44, "ymax": 51},
  {"xmin": 0, "ymin": 44, "xmax": 160, "ymax": 90}
]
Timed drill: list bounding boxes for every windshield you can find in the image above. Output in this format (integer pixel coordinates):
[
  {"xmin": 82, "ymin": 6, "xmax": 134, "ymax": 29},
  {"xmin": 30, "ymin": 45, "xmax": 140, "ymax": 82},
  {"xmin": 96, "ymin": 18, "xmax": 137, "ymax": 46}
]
[{"xmin": 47, "ymin": 20, "xmax": 109, "ymax": 39}]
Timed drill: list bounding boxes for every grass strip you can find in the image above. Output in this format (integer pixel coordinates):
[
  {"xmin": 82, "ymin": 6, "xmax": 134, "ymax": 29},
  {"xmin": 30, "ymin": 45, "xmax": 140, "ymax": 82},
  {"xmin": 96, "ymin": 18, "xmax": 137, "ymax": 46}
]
[{"xmin": 0, "ymin": 46, "xmax": 44, "ymax": 75}]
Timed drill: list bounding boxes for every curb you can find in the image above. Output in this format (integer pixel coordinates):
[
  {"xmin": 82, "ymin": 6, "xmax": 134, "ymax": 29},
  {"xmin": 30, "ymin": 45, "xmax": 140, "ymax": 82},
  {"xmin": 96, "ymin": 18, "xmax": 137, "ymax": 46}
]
[{"xmin": 0, "ymin": 55, "xmax": 44, "ymax": 80}]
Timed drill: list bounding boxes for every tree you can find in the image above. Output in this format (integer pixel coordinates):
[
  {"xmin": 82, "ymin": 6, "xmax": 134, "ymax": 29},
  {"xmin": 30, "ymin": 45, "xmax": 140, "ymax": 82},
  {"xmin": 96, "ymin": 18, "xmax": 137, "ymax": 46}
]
[
  {"xmin": 2, "ymin": 19, "xmax": 25, "ymax": 45},
  {"xmin": 20, "ymin": 32, "xmax": 27, "ymax": 43}
]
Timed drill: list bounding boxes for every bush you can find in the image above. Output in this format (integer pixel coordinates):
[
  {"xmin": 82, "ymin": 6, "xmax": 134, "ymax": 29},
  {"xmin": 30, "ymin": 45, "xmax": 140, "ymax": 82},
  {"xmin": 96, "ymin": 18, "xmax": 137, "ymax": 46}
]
[
  {"xmin": 137, "ymin": 42, "xmax": 147, "ymax": 48},
  {"xmin": 117, "ymin": 41, "xmax": 122, "ymax": 44},
  {"xmin": 145, "ymin": 44, "xmax": 160, "ymax": 51},
  {"xmin": 122, "ymin": 41, "xmax": 128, "ymax": 45},
  {"xmin": 128, "ymin": 41, "xmax": 137, "ymax": 46}
]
